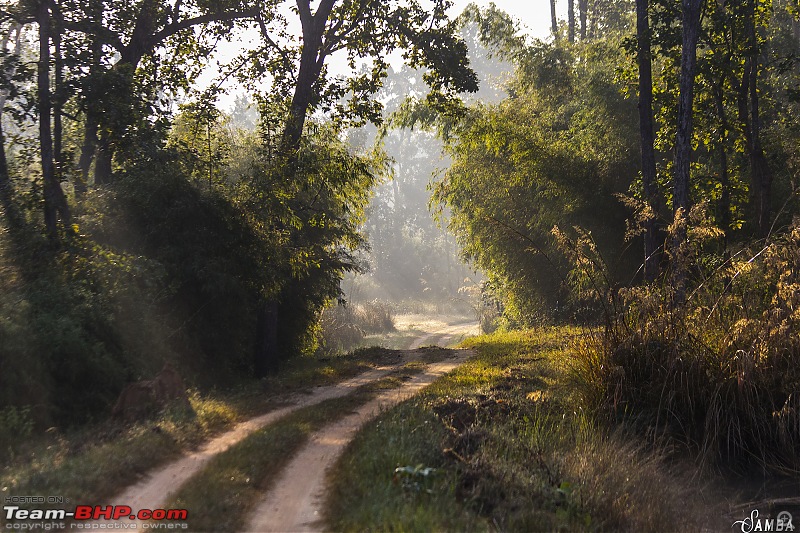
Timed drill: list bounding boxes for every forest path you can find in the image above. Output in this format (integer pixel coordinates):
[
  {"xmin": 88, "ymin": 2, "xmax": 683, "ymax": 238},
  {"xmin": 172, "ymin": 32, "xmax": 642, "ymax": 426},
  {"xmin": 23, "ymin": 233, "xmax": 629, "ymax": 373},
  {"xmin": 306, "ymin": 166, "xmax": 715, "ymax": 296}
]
[
  {"xmin": 103, "ymin": 316, "xmax": 477, "ymax": 530},
  {"xmin": 241, "ymin": 345, "xmax": 474, "ymax": 533}
]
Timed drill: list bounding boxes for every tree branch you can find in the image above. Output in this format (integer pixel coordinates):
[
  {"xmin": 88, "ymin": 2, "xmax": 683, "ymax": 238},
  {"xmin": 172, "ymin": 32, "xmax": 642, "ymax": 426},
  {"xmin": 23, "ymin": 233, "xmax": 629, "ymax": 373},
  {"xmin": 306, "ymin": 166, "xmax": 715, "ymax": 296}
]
[
  {"xmin": 149, "ymin": 8, "xmax": 259, "ymax": 48},
  {"xmin": 257, "ymin": 14, "xmax": 297, "ymax": 84}
]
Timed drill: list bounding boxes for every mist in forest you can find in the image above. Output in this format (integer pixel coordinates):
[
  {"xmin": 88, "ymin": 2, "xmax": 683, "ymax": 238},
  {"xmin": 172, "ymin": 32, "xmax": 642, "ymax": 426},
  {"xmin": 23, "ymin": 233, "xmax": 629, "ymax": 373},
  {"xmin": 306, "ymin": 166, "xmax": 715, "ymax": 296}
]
[{"xmin": 339, "ymin": 25, "xmax": 513, "ymax": 315}]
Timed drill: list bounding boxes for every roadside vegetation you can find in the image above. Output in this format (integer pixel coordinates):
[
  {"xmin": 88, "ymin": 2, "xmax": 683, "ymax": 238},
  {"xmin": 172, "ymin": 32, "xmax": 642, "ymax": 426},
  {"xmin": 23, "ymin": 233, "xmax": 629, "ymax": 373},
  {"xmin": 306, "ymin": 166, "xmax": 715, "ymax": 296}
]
[
  {"xmin": 325, "ymin": 329, "xmax": 715, "ymax": 532},
  {"xmin": 0, "ymin": 346, "xmax": 397, "ymax": 507}
]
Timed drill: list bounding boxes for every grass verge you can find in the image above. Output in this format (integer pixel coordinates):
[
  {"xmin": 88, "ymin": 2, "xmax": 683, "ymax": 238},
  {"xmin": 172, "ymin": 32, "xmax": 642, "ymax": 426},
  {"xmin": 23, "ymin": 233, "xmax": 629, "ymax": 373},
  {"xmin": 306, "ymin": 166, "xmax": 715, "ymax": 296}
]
[
  {"xmin": 0, "ymin": 346, "xmax": 397, "ymax": 511},
  {"xmin": 324, "ymin": 328, "xmax": 717, "ymax": 532}
]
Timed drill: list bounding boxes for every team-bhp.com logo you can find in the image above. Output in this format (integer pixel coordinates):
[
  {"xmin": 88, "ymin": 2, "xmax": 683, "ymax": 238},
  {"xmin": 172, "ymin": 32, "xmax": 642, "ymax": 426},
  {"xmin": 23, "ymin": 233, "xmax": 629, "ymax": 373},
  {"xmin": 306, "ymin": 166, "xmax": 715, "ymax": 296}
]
[
  {"xmin": 733, "ymin": 509, "xmax": 794, "ymax": 532},
  {"xmin": 4, "ymin": 503, "xmax": 188, "ymax": 530}
]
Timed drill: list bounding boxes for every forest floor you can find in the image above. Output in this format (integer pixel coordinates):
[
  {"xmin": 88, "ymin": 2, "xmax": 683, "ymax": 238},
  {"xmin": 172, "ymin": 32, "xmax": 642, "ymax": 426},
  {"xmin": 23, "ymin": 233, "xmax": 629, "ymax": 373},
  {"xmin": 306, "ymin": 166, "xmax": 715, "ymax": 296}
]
[
  {"xmin": 104, "ymin": 316, "xmax": 479, "ymax": 531},
  {"xmin": 7, "ymin": 320, "xmax": 795, "ymax": 532}
]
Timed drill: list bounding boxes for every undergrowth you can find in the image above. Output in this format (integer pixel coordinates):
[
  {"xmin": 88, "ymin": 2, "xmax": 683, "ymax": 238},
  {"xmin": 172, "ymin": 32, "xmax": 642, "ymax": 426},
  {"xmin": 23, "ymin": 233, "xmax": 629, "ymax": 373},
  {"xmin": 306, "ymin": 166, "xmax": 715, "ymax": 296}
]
[
  {"xmin": 0, "ymin": 346, "xmax": 394, "ymax": 508},
  {"xmin": 325, "ymin": 328, "xmax": 704, "ymax": 532},
  {"xmin": 565, "ymin": 209, "xmax": 800, "ymax": 472}
]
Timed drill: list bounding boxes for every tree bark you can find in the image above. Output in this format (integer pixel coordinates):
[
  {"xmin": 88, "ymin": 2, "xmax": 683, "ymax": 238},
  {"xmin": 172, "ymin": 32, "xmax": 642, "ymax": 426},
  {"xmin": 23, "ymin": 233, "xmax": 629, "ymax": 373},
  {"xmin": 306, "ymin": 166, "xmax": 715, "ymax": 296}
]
[
  {"xmin": 39, "ymin": 0, "xmax": 71, "ymax": 243},
  {"xmin": 672, "ymin": 0, "xmax": 702, "ymax": 304},
  {"xmin": 714, "ymin": 83, "xmax": 731, "ymax": 243},
  {"xmin": 636, "ymin": 0, "xmax": 659, "ymax": 281},
  {"xmin": 53, "ymin": 16, "xmax": 64, "ymax": 185},
  {"xmin": 579, "ymin": 0, "xmax": 588, "ymax": 40},
  {"xmin": 550, "ymin": 0, "xmax": 558, "ymax": 37},
  {"xmin": 674, "ymin": 0, "xmax": 702, "ymax": 215},
  {"xmin": 744, "ymin": 0, "xmax": 773, "ymax": 237},
  {"xmin": 568, "ymin": 0, "xmax": 576, "ymax": 43}
]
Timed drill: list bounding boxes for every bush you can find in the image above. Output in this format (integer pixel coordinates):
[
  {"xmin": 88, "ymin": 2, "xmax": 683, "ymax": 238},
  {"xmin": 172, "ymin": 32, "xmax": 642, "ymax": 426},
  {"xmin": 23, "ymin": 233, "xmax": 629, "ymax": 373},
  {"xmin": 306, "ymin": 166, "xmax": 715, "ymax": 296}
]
[
  {"xmin": 573, "ymin": 214, "xmax": 800, "ymax": 472},
  {"xmin": 354, "ymin": 300, "xmax": 395, "ymax": 334},
  {"xmin": 318, "ymin": 304, "xmax": 365, "ymax": 355}
]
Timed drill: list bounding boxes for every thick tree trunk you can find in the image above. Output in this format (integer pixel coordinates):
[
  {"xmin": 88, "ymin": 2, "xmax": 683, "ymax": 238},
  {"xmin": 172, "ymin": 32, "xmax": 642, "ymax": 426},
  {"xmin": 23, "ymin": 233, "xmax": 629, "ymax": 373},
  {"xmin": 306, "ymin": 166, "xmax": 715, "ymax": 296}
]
[
  {"xmin": 636, "ymin": 0, "xmax": 659, "ymax": 281},
  {"xmin": 75, "ymin": 120, "xmax": 96, "ymax": 194},
  {"xmin": 550, "ymin": 0, "xmax": 558, "ymax": 36},
  {"xmin": 39, "ymin": 0, "xmax": 71, "ymax": 243},
  {"xmin": 568, "ymin": 0, "xmax": 576, "ymax": 43},
  {"xmin": 672, "ymin": 0, "xmax": 702, "ymax": 304},
  {"xmin": 94, "ymin": 131, "xmax": 113, "ymax": 186}
]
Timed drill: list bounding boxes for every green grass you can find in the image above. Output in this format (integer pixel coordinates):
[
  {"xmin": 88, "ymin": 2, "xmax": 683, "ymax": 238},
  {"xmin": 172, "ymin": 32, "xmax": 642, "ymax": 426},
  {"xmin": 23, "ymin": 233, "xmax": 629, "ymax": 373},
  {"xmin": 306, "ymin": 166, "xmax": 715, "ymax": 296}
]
[
  {"xmin": 164, "ymin": 367, "xmax": 427, "ymax": 532},
  {"xmin": 324, "ymin": 328, "xmax": 711, "ymax": 532},
  {"xmin": 0, "ymin": 346, "xmax": 396, "ymax": 511}
]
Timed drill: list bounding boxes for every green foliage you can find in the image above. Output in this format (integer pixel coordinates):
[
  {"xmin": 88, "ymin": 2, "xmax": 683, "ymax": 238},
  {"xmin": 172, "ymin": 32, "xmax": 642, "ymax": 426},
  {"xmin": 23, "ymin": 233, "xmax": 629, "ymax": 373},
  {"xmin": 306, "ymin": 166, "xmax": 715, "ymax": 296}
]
[
  {"xmin": 430, "ymin": 32, "xmax": 639, "ymax": 323},
  {"xmin": 0, "ymin": 405, "xmax": 33, "ymax": 460},
  {"xmin": 325, "ymin": 328, "xmax": 696, "ymax": 531}
]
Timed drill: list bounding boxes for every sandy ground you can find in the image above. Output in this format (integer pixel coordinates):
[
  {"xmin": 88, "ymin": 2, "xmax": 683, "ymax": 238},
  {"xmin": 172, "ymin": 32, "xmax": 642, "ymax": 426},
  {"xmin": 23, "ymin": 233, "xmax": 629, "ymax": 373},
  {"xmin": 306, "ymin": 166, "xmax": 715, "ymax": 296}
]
[
  {"xmin": 242, "ymin": 348, "xmax": 474, "ymax": 533},
  {"xmin": 99, "ymin": 315, "xmax": 477, "ymax": 531}
]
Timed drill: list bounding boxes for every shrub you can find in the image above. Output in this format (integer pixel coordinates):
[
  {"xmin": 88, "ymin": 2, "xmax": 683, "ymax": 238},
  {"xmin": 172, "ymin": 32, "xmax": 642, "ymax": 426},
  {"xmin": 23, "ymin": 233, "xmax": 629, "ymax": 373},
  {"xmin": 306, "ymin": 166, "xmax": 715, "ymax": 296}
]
[
  {"xmin": 318, "ymin": 304, "xmax": 365, "ymax": 355},
  {"xmin": 354, "ymin": 300, "xmax": 395, "ymax": 334},
  {"xmin": 572, "ymin": 213, "xmax": 800, "ymax": 472}
]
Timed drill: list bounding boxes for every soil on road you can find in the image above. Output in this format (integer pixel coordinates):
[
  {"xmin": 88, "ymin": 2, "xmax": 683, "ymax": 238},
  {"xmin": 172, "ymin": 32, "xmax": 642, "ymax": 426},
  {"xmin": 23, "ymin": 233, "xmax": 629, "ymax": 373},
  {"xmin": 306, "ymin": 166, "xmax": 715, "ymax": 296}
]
[{"xmin": 102, "ymin": 316, "xmax": 477, "ymax": 531}]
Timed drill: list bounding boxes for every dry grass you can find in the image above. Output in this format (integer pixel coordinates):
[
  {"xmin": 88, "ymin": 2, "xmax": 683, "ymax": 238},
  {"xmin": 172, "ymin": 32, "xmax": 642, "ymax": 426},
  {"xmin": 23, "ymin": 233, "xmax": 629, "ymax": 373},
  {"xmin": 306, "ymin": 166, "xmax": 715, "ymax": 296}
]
[{"xmin": 324, "ymin": 328, "xmax": 708, "ymax": 532}]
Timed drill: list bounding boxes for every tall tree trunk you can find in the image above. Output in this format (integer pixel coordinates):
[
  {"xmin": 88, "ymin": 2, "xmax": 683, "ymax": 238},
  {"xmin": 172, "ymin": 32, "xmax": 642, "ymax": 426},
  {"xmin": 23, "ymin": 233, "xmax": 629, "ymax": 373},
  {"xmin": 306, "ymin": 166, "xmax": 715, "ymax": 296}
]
[
  {"xmin": 94, "ymin": 131, "xmax": 113, "ymax": 185},
  {"xmin": 39, "ymin": 0, "xmax": 71, "ymax": 243},
  {"xmin": 714, "ymin": 83, "xmax": 731, "ymax": 243},
  {"xmin": 579, "ymin": 0, "xmax": 588, "ymax": 40},
  {"xmin": 550, "ymin": 0, "xmax": 558, "ymax": 36},
  {"xmin": 568, "ymin": 0, "xmax": 576, "ymax": 43},
  {"xmin": 636, "ymin": 0, "xmax": 659, "ymax": 281},
  {"xmin": 255, "ymin": 0, "xmax": 334, "ymax": 377},
  {"xmin": 744, "ymin": 0, "xmax": 773, "ymax": 237},
  {"xmin": 672, "ymin": 0, "xmax": 702, "ymax": 304},
  {"xmin": 53, "ymin": 17, "xmax": 64, "ymax": 185}
]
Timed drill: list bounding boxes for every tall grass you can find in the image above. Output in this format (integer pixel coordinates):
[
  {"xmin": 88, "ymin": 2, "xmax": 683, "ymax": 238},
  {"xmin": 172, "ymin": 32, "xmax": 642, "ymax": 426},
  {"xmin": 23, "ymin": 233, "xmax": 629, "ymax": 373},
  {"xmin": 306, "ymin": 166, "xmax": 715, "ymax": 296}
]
[{"xmin": 566, "ymin": 210, "xmax": 800, "ymax": 472}]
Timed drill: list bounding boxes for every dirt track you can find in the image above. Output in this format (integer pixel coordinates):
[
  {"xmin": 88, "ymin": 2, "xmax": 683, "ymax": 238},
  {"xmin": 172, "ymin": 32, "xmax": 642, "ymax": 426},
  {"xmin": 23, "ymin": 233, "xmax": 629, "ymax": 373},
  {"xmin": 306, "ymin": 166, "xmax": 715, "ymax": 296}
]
[
  {"xmin": 242, "ymin": 348, "xmax": 473, "ymax": 532},
  {"xmin": 102, "ymin": 316, "xmax": 477, "ymax": 531}
]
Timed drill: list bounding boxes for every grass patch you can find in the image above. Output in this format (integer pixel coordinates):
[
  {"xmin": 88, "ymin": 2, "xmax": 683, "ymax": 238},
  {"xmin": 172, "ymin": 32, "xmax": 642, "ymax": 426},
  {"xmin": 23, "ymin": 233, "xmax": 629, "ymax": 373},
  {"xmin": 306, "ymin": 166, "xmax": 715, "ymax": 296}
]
[
  {"xmin": 0, "ymin": 346, "xmax": 395, "ymax": 510},
  {"xmin": 164, "ymin": 368, "xmax": 425, "ymax": 532},
  {"xmin": 324, "ymin": 328, "xmax": 711, "ymax": 532}
]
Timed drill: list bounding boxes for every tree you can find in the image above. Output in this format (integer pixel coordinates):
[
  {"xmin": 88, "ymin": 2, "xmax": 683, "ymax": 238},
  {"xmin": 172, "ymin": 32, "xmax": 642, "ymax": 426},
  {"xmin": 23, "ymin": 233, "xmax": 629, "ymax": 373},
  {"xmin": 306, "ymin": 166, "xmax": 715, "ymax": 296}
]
[
  {"xmin": 244, "ymin": 0, "xmax": 478, "ymax": 375},
  {"xmin": 739, "ymin": 0, "xmax": 774, "ymax": 236},
  {"xmin": 672, "ymin": 0, "xmax": 702, "ymax": 302},
  {"xmin": 569, "ymin": 0, "xmax": 576, "ymax": 43},
  {"xmin": 37, "ymin": 0, "xmax": 70, "ymax": 242},
  {"xmin": 54, "ymin": 0, "xmax": 260, "ymax": 185},
  {"xmin": 636, "ymin": 0, "xmax": 659, "ymax": 280},
  {"xmin": 0, "ymin": 20, "xmax": 21, "ymax": 212}
]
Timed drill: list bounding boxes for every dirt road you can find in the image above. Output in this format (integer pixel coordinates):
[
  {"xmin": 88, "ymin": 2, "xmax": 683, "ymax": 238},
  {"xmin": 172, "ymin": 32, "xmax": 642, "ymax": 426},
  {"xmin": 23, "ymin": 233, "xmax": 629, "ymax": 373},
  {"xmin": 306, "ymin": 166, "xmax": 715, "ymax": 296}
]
[
  {"xmin": 102, "ymin": 316, "xmax": 477, "ymax": 531},
  {"xmin": 242, "ymin": 349, "xmax": 473, "ymax": 532}
]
